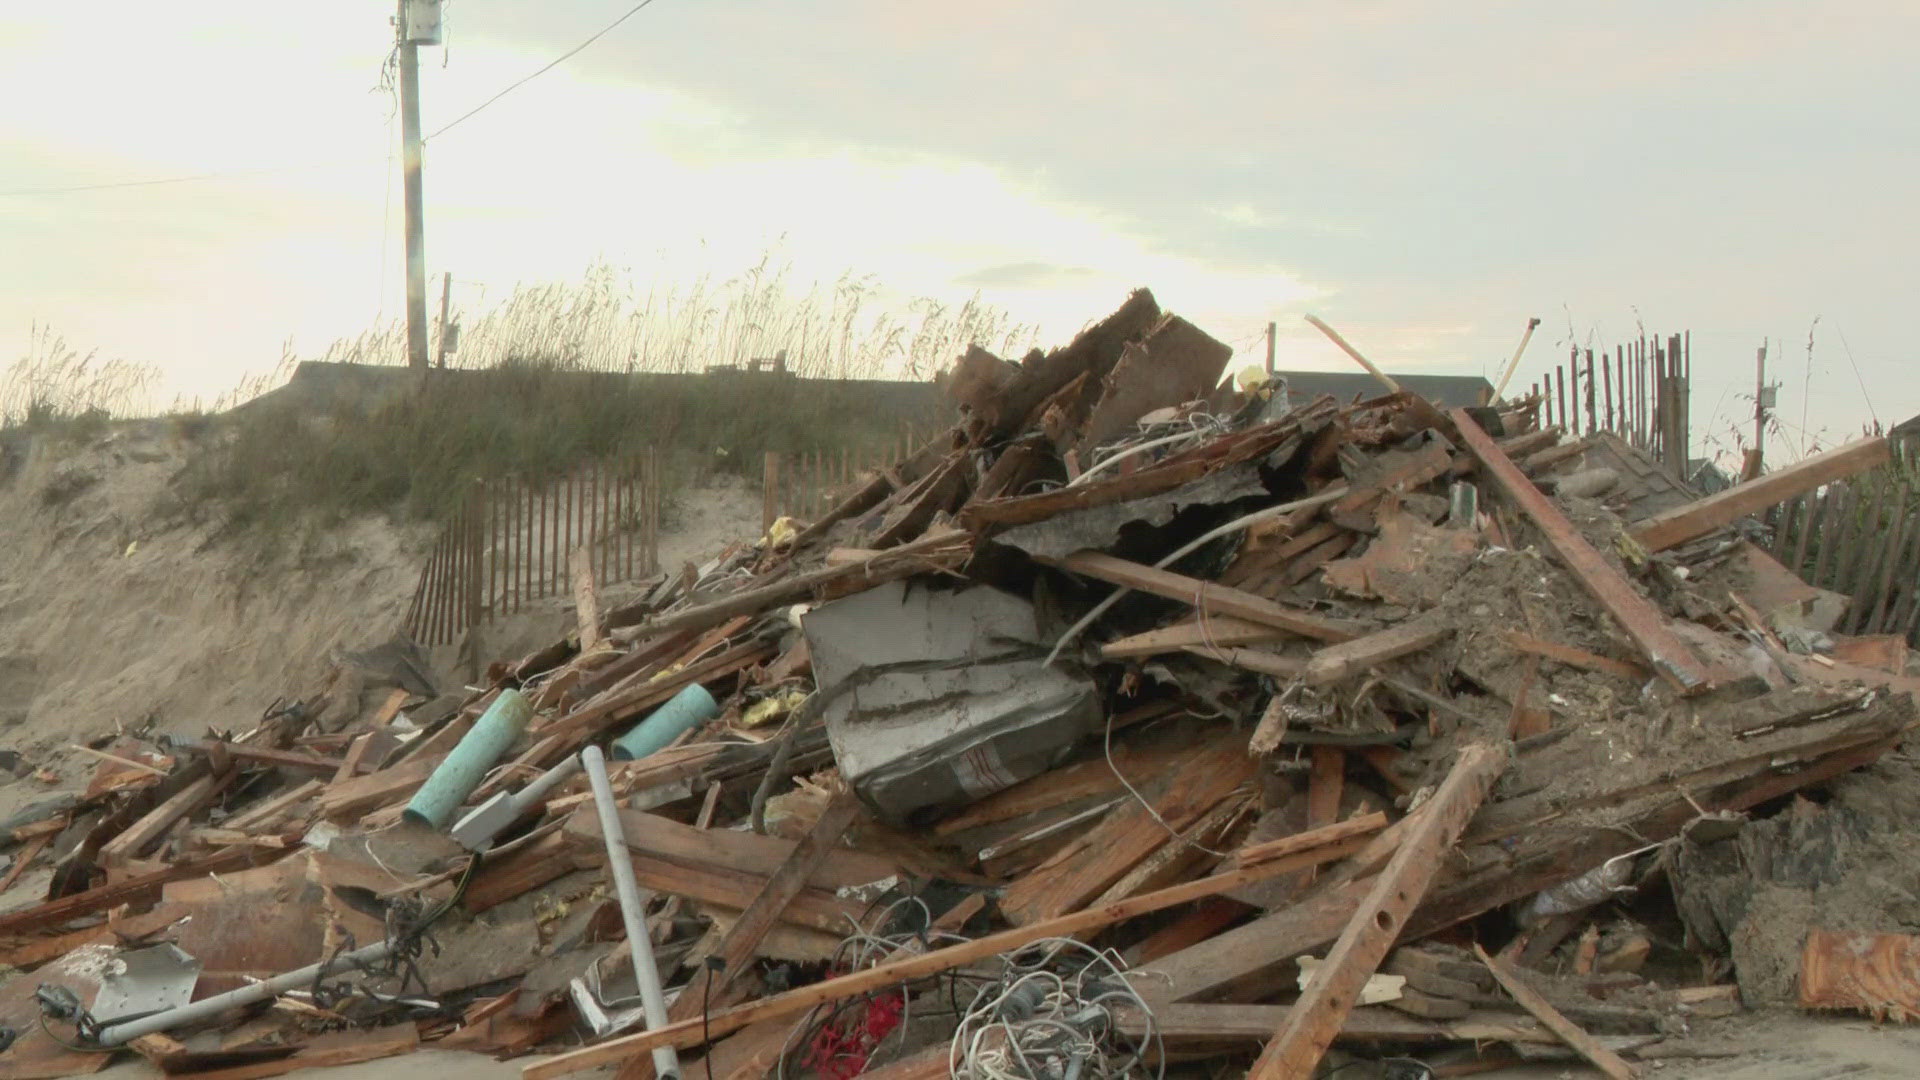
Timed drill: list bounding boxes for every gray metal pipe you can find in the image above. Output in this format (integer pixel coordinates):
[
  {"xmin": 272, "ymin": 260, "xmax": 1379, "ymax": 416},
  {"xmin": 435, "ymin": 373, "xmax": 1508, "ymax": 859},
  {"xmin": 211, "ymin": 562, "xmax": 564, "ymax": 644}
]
[
  {"xmin": 95, "ymin": 939, "xmax": 395, "ymax": 1046},
  {"xmin": 582, "ymin": 745, "xmax": 682, "ymax": 1080}
]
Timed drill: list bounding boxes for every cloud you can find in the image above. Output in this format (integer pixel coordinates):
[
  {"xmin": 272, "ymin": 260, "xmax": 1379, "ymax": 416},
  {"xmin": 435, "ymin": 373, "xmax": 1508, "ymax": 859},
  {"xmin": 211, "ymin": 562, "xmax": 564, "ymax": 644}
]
[{"xmin": 953, "ymin": 263, "xmax": 1103, "ymax": 289}]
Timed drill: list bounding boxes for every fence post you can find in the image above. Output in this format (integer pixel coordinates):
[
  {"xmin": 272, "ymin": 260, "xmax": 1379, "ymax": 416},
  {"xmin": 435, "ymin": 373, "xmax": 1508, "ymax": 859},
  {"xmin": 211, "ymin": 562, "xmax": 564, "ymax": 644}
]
[{"xmin": 763, "ymin": 451, "xmax": 780, "ymax": 532}]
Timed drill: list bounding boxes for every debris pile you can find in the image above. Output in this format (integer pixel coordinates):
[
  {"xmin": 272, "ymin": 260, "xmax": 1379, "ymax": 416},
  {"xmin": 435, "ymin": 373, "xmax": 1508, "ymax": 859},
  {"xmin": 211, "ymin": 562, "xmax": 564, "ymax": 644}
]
[{"xmin": 0, "ymin": 289, "xmax": 1915, "ymax": 1080}]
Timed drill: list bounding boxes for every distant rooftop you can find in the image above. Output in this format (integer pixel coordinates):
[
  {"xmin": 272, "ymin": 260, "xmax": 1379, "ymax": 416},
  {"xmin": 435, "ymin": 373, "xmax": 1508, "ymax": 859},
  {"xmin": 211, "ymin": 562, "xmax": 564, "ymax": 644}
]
[{"xmin": 1273, "ymin": 370, "xmax": 1494, "ymax": 410}]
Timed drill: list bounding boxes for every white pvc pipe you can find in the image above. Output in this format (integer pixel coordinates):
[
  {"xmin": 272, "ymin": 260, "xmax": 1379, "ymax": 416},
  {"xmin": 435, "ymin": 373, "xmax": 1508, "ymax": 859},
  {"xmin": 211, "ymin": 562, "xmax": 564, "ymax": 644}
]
[{"xmin": 582, "ymin": 745, "xmax": 682, "ymax": 1080}]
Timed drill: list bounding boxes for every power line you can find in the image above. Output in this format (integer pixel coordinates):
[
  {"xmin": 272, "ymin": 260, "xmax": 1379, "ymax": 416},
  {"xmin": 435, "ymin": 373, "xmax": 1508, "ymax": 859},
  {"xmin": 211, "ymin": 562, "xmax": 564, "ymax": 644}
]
[
  {"xmin": 1, "ymin": 172, "xmax": 233, "ymax": 197},
  {"xmin": 426, "ymin": 0, "xmax": 664, "ymax": 142}
]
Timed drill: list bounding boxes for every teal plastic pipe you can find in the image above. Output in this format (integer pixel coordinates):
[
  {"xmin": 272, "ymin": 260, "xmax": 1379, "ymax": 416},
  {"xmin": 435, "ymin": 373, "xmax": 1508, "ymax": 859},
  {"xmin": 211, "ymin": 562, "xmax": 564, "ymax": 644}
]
[
  {"xmin": 404, "ymin": 688, "xmax": 533, "ymax": 828},
  {"xmin": 610, "ymin": 683, "xmax": 719, "ymax": 761}
]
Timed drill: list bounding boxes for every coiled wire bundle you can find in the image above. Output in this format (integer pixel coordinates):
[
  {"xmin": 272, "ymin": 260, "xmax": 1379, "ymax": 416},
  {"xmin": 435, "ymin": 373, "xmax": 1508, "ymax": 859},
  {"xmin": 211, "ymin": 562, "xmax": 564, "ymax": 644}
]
[{"xmin": 949, "ymin": 938, "xmax": 1162, "ymax": 1080}]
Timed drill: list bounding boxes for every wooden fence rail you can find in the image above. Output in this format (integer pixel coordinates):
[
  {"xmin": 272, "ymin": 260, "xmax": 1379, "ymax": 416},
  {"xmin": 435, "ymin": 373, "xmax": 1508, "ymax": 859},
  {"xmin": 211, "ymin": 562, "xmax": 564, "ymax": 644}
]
[{"xmin": 404, "ymin": 451, "xmax": 662, "ymax": 647}]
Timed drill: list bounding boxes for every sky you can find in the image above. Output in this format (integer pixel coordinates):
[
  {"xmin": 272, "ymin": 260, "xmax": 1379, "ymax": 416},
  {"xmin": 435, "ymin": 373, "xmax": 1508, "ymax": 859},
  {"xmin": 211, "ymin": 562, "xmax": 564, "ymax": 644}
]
[{"xmin": 3, "ymin": 1, "xmax": 1915, "ymax": 462}]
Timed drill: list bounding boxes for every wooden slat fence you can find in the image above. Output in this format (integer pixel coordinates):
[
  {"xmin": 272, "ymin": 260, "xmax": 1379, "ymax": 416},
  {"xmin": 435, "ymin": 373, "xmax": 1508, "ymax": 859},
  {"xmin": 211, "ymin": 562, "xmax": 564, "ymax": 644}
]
[
  {"xmin": 761, "ymin": 426, "xmax": 936, "ymax": 531},
  {"xmin": 404, "ymin": 451, "xmax": 662, "ymax": 646},
  {"xmin": 1764, "ymin": 440, "xmax": 1920, "ymax": 643},
  {"xmin": 1525, "ymin": 333, "xmax": 1692, "ymax": 477},
  {"xmin": 1524, "ymin": 333, "xmax": 1920, "ymax": 643}
]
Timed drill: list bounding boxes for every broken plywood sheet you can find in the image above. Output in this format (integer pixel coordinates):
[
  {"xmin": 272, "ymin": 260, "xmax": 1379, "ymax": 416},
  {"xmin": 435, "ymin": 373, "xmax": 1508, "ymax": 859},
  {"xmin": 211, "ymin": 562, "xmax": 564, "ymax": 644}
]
[
  {"xmin": 1691, "ymin": 540, "xmax": 1850, "ymax": 634},
  {"xmin": 1074, "ymin": 314, "xmax": 1234, "ymax": 455},
  {"xmin": 157, "ymin": 849, "xmax": 395, "ymax": 996},
  {"xmin": 1323, "ymin": 511, "xmax": 1480, "ymax": 608},
  {"xmin": 802, "ymin": 580, "xmax": 1100, "ymax": 822}
]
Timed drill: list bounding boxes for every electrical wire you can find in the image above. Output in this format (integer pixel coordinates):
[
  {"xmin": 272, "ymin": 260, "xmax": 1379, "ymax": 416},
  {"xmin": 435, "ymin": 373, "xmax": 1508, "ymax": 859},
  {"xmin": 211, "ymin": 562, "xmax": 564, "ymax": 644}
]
[
  {"xmin": 426, "ymin": 0, "xmax": 665, "ymax": 142},
  {"xmin": 947, "ymin": 937, "xmax": 1163, "ymax": 1080}
]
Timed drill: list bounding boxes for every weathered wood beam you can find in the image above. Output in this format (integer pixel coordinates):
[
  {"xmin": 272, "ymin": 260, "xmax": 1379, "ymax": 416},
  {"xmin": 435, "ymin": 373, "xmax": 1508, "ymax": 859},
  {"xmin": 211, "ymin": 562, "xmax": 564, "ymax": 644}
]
[
  {"xmin": 1450, "ymin": 408, "xmax": 1720, "ymax": 694},
  {"xmin": 1053, "ymin": 551, "xmax": 1366, "ymax": 643},
  {"xmin": 1476, "ymin": 944, "xmax": 1638, "ymax": 1079},
  {"xmin": 1304, "ymin": 619, "xmax": 1450, "ymax": 685},
  {"xmin": 1632, "ymin": 435, "xmax": 1890, "ymax": 553},
  {"xmin": 1247, "ymin": 742, "xmax": 1507, "ymax": 1078}
]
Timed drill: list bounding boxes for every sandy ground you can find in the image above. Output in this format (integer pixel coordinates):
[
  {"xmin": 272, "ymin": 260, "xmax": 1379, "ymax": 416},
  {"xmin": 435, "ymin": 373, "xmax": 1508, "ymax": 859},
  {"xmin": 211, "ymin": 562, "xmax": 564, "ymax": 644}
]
[
  {"xmin": 0, "ymin": 427, "xmax": 763, "ymax": 822},
  {"xmin": 0, "ymin": 421, "xmax": 432, "ymax": 817}
]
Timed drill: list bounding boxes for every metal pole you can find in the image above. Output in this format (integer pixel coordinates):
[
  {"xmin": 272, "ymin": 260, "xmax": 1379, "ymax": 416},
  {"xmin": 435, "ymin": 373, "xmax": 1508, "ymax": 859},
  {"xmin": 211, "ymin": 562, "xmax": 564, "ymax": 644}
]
[
  {"xmin": 397, "ymin": 1, "xmax": 430, "ymax": 373},
  {"xmin": 582, "ymin": 746, "xmax": 683, "ymax": 1080},
  {"xmin": 98, "ymin": 939, "xmax": 396, "ymax": 1045},
  {"xmin": 1264, "ymin": 320, "xmax": 1276, "ymax": 376}
]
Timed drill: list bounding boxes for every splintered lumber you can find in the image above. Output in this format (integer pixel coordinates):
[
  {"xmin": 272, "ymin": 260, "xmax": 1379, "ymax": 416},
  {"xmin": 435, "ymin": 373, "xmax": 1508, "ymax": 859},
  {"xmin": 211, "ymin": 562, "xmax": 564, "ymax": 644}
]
[
  {"xmin": 616, "ymin": 792, "xmax": 866, "ymax": 1080},
  {"xmin": 1631, "ymin": 434, "xmax": 1891, "ymax": 553},
  {"xmin": 563, "ymin": 808, "xmax": 866, "ymax": 933},
  {"xmin": 586, "ymin": 806, "xmax": 893, "ymax": 891},
  {"xmin": 999, "ymin": 737, "xmax": 1255, "ymax": 924},
  {"xmin": 518, "ymin": 820, "xmax": 1377, "ymax": 1078},
  {"xmin": 541, "ymin": 639, "xmax": 776, "ymax": 743},
  {"xmin": 1303, "ymin": 619, "xmax": 1450, "ymax": 686},
  {"xmin": 1236, "ymin": 811, "xmax": 1388, "ymax": 867},
  {"xmin": 1801, "ymin": 929, "xmax": 1920, "ymax": 1021},
  {"xmin": 1499, "ymin": 631, "xmax": 1645, "ymax": 682},
  {"xmin": 1450, "ymin": 408, "xmax": 1718, "ymax": 694},
  {"xmin": 608, "ymin": 528, "xmax": 969, "ymax": 641},
  {"xmin": 100, "ymin": 767, "xmax": 234, "ymax": 864},
  {"xmin": 1247, "ymin": 742, "xmax": 1507, "ymax": 1079},
  {"xmin": 1100, "ymin": 616, "xmax": 1286, "ymax": 659},
  {"xmin": 0, "ymin": 846, "xmax": 283, "ymax": 936},
  {"xmin": 1475, "ymin": 944, "xmax": 1638, "ymax": 1080},
  {"xmin": 1054, "ymin": 551, "xmax": 1365, "ymax": 643},
  {"xmin": 222, "ymin": 780, "xmax": 322, "ymax": 833},
  {"xmin": 962, "ymin": 424, "xmax": 1296, "ymax": 531}
]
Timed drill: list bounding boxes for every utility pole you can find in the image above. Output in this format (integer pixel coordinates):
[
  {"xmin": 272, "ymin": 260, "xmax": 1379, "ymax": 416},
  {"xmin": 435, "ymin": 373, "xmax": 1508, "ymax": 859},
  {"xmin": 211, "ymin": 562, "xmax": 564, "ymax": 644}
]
[
  {"xmin": 1264, "ymin": 321, "xmax": 1276, "ymax": 376},
  {"xmin": 396, "ymin": 0, "xmax": 440, "ymax": 373},
  {"xmin": 434, "ymin": 271, "xmax": 453, "ymax": 368}
]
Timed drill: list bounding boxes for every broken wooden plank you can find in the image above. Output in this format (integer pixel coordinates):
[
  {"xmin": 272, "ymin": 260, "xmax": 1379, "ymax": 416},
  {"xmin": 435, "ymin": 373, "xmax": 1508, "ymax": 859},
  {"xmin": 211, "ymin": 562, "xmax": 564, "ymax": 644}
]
[
  {"xmin": 1054, "ymin": 551, "xmax": 1365, "ymax": 643},
  {"xmin": 608, "ymin": 528, "xmax": 969, "ymax": 641},
  {"xmin": 1189, "ymin": 645, "xmax": 1308, "ymax": 679},
  {"xmin": 1499, "ymin": 630, "xmax": 1646, "ymax": 682},
  {"xmin": 1450, "ymin": 407, "xmax": 1719, "ymax": 694},
  {"xmin": 583, "ymin": 806, "xmax": 893, "ymax": 892},
  {"xmin": 1235, "ymin": 811, "xmax": 1389, "ymax": 868},
  {"xmin": 170, "ymin": 739, "xmax": 351, "ymax": 777},
  {"xmin": 222, "ymin": 779, "xmax": 322, "ymax": 833},
  {"xmin": 1632, "ymin": 435, "xmax": 1891, "ymax": 553},
  {"xmin": 332, "ymin": 734, "xmax": 374, "ymax": 785},
  {"xmin": 616, "ymin": 791, "xmax": 867, "ymax": 1080},
  {"xmin": 314, "ymin": 753, "xmax": 444, "ymax": 820},
  {"xmin": 1100, "ymin": 616, "xmax": 1286, "ymax": 659},
  {"xmin": 998, "ymin": 737, "xmax": 1255, "ymax": 925},
  {"xmin": 99, "ymin": 767, "xmax": 233, "ymax": 865},
  {"xmin": 1247, "ymin": 742, "xmax": 1508, "ymax": 1078},
  {"xmin": 519, "ymin": 820, "xmax": 1377, "ymax": 1078},
  {"xmin": 1304, "ymin": 619, "xmax": 1450, "ymax": 686},
  {"xmin": 1475, "ymin": 944, "xmax": 1638, "ymax": 1080},
  {"xmin": 563, "ymin": 809, "xmax": 867, "ymax": 934},
  {"xmin": 0, "ymin": 845, "xmax": 284, "ymax": 936}
]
